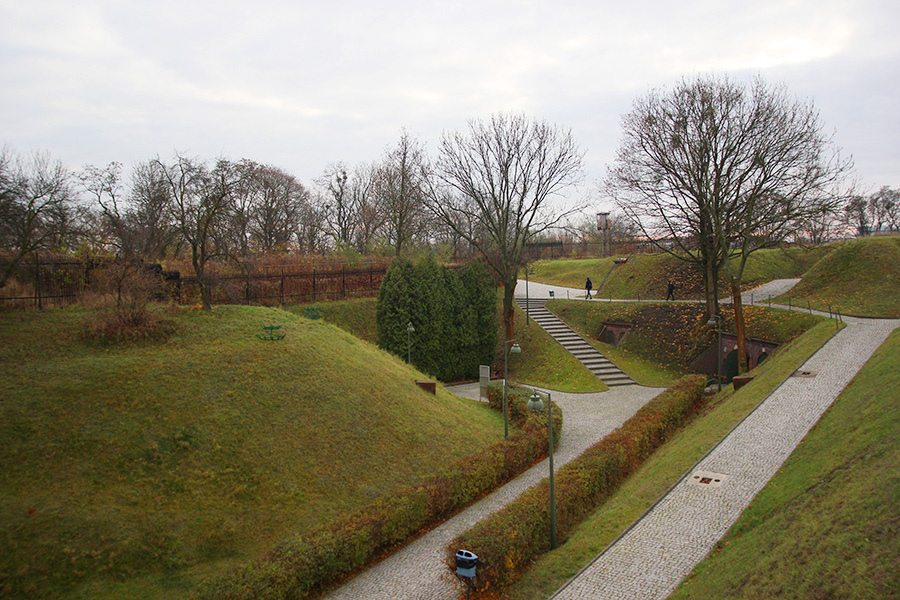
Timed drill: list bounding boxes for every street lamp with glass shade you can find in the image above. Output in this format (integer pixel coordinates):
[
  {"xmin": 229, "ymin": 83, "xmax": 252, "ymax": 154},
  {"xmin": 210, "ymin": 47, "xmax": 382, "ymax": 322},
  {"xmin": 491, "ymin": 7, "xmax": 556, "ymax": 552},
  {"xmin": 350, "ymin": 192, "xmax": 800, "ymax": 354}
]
[
  {"xmin": 406, "ymin": 321, "xmax": 415, "ymax": 364},
  {"xmin": 527, "ymin": 390, "xmax": 556, "ymax": 549},
  {"xmin": 503, "ymin": 339, "xmax": 522, "ymax": 438}
]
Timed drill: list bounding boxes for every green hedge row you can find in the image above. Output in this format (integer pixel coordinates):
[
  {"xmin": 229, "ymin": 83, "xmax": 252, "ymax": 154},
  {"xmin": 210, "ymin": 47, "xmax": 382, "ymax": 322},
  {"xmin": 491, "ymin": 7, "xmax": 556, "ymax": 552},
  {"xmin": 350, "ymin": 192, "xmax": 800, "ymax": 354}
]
[
  {"xmin": 193, "ymin": 385, "xmax": 558, "ymax": 600},
  {"xmin": 447, "ymin": 375, "xmax": 707, "ymax": 590}
]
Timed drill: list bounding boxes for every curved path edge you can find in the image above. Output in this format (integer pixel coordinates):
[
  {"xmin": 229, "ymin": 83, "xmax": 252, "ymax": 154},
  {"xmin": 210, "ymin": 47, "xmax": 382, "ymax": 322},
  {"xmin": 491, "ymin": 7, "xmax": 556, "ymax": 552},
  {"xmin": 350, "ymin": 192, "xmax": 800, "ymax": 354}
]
[{"xmin": 320, "ymin": 384, "xmax": 665, "ymax": 600}]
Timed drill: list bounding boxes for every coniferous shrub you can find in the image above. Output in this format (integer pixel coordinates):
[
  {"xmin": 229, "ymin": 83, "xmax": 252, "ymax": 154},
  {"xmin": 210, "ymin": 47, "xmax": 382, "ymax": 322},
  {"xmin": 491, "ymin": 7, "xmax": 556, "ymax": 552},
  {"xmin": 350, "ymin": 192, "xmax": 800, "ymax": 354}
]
[{"xmin": 376, "ymin": 257, "xmax": 497, "ymax": 381}]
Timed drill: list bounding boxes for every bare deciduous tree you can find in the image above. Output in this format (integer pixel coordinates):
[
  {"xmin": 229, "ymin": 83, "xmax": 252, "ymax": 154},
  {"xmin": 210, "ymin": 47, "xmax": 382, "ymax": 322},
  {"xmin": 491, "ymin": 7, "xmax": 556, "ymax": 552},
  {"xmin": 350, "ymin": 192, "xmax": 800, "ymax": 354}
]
[
  {"xmin": 431, "ymin": 113, "xmax": 584, "ymax": 341},
  {"xmin": 128, "ymin": 159, "xmax": 177, "ymax": 261},
  {"xmin": 250, "ymin": 163, "xmax": 309, "ymax": 254},
  {"xmin": 868, "ymin": 186, "xmax": 900, "ymax": 232},
  {"xmin": 607, "ymin": 75, "xmax": 851, "ymax": 372},
  {"xmin": 0, "ymin": 149, "xmax": 77, "ymax": 288},
  {"xmin": 153, "ymin": 154, "xmax": 238, "ymax": 310},
  {"xmin": 79, "ymin": 162, "xmax": 133, "ymax": 256},
  {"xmin": 374, "ymin": 130, "xmax": 431, "ymax": 256}
]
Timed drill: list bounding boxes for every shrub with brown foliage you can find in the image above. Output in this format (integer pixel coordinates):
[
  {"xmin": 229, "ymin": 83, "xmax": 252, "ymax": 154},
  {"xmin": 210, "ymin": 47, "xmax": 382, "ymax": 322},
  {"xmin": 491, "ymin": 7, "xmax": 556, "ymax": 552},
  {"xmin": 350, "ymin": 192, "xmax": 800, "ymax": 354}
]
[
  {"xmin": 446, "ymin": 375, "xmax": 707, "ymax": 591},
  {"xmin": 82, "ymin": 262, "xmax": 175, "ymax": 343}
]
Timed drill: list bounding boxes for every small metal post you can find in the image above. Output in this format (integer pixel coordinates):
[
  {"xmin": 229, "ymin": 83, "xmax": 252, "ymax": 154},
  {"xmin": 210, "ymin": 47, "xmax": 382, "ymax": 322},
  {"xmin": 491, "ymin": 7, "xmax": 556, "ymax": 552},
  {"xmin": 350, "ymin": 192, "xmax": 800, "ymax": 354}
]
[
  {"xmin": 527, "ymin": 390, "xmax": 556, "ymax": 550},
  {"xmin": 707, "ymin": 314, "xmax": 722, "ymax": 392},
  {"xmin": 525, "ymin": 267, "xmax": 530, "ymax": 325}
]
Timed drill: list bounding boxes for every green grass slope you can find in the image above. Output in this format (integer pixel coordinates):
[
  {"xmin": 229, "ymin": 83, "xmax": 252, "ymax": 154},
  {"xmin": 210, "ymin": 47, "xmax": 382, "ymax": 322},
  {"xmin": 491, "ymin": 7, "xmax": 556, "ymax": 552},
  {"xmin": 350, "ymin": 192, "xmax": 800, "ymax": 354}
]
[
  {"xmin": 775, "ymin": 235, "xmax": 900, "ymax": 318},
  {"xmin": 300, "ymin": 296, "xmax": 606, "ymax": 393},
  {"xmin": 505, "ymin": 306, "xmax": 606, "ymax": 393},
  {"xmin": 667, "ymin": 327, "xmax": 900, "ymax": 599},
  {"xmin": 0, "ymin": 305, "xmax": 503, "ymax": 600},
  {"xmin": 288, "ymin": 297, "xmax": 379, "ymax": 343},
  {"xmin": 532, "ymin": 246, "xmax": 830, "ymax": 301}
]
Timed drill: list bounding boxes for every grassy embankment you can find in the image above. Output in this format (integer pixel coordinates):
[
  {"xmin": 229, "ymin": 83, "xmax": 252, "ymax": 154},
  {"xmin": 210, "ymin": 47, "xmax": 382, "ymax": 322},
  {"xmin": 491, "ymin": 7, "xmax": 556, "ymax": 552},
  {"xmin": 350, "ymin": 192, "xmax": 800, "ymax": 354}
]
[
  {"xmin": 546, "ymin": 300, "xmax": 825, "ymax": 387},
  {"xmin": 0, "ymin": 305, "xmax": 504, "ymax": 600},
  {"xmin": 666, "ymin": 327, "xmax": 900, "ymax": 599},
  {"xmin": 773, "ymin": 235, "xmax": 900, "ymax": 318},
  {"xmin": 532, "ymin": 245, "xmax": 831, "ymax": 301}
]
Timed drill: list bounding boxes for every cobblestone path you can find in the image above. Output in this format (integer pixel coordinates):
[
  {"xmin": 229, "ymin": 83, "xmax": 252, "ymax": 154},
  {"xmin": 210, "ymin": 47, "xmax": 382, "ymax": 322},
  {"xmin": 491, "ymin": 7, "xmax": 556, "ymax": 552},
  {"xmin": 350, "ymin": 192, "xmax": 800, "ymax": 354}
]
[
  {"xmin": 321, "ymin": 385, "xmax": 665, "ymax": 600},
  {"xmin": 550, "ymin": 317, "xmax": 899, "ymax": 600}
]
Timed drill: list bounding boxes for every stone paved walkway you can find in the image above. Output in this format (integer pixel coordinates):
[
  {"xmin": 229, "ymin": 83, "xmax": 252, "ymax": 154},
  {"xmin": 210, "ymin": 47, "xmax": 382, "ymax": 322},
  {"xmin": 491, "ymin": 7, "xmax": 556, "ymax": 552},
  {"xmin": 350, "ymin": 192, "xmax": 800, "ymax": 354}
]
[
  {"xmin": 322, "ymin": 278, "xmax": 896, "ymax": 600},
  {"xmin": 321, "ymin": 384, "xmax": 665, "ymax": 600},
  {"xmin": 549, "ymin": 316, "xmax": 900, "ymax": 600}
]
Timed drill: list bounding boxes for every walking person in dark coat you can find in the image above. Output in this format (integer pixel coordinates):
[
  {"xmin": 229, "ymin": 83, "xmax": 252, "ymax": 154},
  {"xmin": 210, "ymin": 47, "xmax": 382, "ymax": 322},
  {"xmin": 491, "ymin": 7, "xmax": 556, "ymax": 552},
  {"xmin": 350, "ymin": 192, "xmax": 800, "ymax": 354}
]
[
  {"xmin": 665, "ymin": 280, "xmax": 675, "ymax": 301},
  {"xmin": 585, "ymin": 277, "xmax": 593, "ymax": 300}
]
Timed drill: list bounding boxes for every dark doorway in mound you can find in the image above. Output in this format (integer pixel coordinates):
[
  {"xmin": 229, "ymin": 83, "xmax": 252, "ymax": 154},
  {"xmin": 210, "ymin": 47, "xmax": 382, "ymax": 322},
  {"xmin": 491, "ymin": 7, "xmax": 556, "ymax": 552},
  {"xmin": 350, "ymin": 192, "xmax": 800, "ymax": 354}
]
[{"xmin": 598, "ymin": 322, "xmax": 632, "ymax": 346}]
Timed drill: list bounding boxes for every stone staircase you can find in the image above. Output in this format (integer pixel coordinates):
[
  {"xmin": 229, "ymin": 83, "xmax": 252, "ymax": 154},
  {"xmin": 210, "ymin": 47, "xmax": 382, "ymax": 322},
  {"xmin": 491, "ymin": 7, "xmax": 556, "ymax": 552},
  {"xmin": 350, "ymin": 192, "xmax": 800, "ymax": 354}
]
[{"xmin": 517, "ymin": 297, "xmax": 635, "ymax": 387}]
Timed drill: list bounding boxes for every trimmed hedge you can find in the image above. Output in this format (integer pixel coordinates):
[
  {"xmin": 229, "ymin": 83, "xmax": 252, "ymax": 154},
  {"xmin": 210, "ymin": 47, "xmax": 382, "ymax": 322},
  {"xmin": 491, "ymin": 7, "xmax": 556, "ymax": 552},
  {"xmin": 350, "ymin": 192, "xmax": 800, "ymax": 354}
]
[
  {"xmin": 447, "ymin": 374, "xmax": 707, "ymax": 590},
  {"xmin": 192, "ymin": 385, "xmax": 558, "ymax": 600}
]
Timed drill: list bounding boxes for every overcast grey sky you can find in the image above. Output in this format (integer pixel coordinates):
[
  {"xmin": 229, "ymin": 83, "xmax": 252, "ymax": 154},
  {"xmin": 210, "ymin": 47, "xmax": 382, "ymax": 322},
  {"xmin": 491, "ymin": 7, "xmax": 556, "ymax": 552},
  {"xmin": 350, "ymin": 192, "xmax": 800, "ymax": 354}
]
[{"xmin": 2, "ymin": 0, "xmax": 898, "ymax": 211}]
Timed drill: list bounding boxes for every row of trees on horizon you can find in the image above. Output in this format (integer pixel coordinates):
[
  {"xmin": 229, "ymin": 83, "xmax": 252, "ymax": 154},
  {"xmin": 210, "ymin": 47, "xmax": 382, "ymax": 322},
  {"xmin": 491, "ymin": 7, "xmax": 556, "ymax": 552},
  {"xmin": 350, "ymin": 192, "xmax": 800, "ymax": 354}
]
[{"xmin": 3, "ymin": 75, "xmax": 899, "ymax": 346}]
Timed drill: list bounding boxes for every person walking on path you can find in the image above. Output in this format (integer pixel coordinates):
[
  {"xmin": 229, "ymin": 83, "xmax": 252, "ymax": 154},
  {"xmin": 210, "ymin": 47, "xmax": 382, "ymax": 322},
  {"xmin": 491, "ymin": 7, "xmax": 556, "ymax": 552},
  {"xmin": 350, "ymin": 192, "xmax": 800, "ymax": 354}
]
[
  {"xmin": 585, "ymin": 277, "xmax": 593, "ymax": 299},
  {"xmin": 665, "ymin": 281, "xmax": 675, "ymax": 301}
]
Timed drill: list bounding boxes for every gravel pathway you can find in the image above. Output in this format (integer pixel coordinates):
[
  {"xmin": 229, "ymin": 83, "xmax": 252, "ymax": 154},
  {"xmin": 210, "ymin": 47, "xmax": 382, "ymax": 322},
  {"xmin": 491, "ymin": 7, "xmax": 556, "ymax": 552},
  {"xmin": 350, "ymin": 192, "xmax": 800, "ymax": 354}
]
[
  {"xmin": 321, "ymin": 384, "xmax": 665, "ymax": 600},
  {"xmin": 550, "ymin": 317, "xmax": 900, "ymax": 600}
]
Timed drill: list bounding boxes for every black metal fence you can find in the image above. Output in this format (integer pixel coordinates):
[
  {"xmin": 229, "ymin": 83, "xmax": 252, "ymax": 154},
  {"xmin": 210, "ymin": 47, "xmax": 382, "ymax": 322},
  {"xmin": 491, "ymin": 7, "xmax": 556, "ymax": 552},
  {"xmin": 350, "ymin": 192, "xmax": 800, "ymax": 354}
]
[
  {"xmin": 176, "ymin": 266, "xmax": 387, "ymax": 306},
  {"xmin": 0, "ymin": 258, "xmax": 387, "ymax": 310},
  {"xmin": 0, "ymin": 257, "xmax": 92, "ymax": 309}
]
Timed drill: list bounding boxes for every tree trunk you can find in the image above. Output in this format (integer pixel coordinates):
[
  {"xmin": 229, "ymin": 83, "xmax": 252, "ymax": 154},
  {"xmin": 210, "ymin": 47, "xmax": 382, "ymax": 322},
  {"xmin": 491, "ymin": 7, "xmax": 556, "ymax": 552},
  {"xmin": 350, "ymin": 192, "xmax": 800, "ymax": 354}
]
[
  {"xmin": 192, "ymin": 245, "xmax": 212, "ymax": 311},
  {"xmin": 704, "ymin": 257, "xmax": 719, "ymax": 318},
  {"xmin": 502, "ymin": 277, "xmax": 516, "ymax": 343},
  {"xmin": 0, "ymin": 249, "xmax": 27, "ymax": 289},
  {"xmin": 731, "ymin": 279, "xmax": 749, "ymax": 374}
]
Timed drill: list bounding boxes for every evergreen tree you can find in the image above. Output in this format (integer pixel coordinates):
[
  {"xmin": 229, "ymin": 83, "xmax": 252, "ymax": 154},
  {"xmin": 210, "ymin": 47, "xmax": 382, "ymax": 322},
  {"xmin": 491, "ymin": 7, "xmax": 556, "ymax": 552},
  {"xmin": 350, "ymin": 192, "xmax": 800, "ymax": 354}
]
[{"xmin": 376, "ymin": 257, "xmax": 497, "ymax": 381}]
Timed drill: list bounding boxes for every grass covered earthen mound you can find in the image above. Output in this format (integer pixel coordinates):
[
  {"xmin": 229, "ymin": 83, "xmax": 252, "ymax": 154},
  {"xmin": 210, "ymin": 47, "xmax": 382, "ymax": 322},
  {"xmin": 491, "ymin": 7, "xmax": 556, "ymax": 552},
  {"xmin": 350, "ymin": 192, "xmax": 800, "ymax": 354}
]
[{"xmin": 0, "ymin": 305, "xmax": 504, "ymax": 600}]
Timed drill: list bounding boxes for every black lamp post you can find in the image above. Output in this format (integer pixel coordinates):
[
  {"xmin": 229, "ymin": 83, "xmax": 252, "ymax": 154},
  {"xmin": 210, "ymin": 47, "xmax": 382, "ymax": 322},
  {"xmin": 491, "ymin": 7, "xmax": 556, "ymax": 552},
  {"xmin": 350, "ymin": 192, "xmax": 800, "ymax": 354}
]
[
  {"xmin": 527, "ymin": 390, "xmax": 556, "ymax": 549},
  {"xmin": 406, "ymin": 321, "xmax": 415, "ymax": 364},
  {"xmin": 707, "ymin": 314, "xmax": 722, "ymax": 392},
  {"xmin": 503, "ymin": 338, "xmax": 522, "ymax": 438},
  {"xmin": 525, "ymin": 267, "xmax": 535, "ymax": 325}
]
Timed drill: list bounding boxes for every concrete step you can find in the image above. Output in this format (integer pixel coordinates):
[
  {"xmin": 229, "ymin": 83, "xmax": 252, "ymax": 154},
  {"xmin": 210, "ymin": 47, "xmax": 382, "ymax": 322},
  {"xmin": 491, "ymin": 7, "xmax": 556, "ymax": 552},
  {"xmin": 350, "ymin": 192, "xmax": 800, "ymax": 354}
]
[{"xmin": 515, "ymin": 297, "xmax": 635, "ymax": 387}]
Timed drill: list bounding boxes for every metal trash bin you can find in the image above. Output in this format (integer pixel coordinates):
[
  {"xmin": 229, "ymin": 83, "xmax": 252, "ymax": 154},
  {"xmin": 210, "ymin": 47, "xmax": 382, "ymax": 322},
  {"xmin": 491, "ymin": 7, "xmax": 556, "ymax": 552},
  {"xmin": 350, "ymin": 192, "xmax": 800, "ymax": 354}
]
[{"xmin": 455, "ymin": 549, "xmax": 478, "ymax": 578}]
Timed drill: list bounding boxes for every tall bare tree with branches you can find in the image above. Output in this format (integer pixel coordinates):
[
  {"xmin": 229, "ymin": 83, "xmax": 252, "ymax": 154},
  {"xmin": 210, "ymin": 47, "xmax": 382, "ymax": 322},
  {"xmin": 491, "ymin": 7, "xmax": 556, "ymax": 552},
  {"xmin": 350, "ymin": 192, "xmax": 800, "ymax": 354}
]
[
  {"xmin": 607, "ymin": 75, "xmax": 851, "ymax": 372},
  {"xmin": 374, "ymin": 130, "xmax": 431, "ymax": 256},
  {"xmin": 0, "ymin": 149, "xmax": 77, "ymax": 288},
  {"xmin": 153, "ymin": 154, "xmax": 238, "ymax": 310},
  {"xmin": 430, "ymin": 113, "xmax": 584, "ymax": 341}
]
